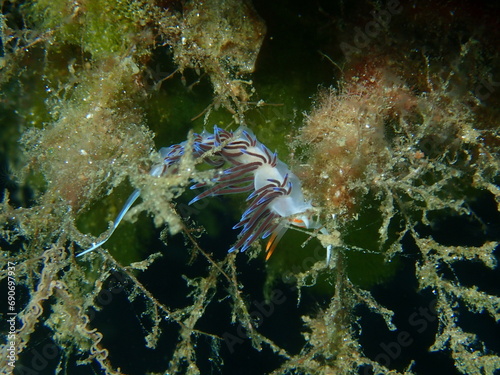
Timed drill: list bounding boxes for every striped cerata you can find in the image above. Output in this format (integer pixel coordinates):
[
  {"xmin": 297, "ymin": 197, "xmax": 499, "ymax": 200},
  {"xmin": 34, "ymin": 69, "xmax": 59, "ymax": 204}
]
[{"xmin": 78, "ymin": 126, "xmax": 331, "ymax": 262}]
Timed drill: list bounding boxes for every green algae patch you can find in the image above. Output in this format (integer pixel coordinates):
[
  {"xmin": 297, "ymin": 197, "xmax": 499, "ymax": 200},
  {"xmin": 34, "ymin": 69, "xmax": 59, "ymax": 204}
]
[
  {"xmin": 75, "ymin": 183, "xmax": 156, "ymax": 264},
  {"xmin": 25, "ymin": 0, "xmax": 152, "ymax": 59}
]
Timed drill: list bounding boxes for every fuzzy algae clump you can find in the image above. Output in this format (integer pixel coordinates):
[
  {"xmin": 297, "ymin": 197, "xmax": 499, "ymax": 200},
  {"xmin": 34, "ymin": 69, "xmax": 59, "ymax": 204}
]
[
  {"xmin": 1, "ymin": 1, "xmax": 500, "ymax": 375},
  {"xmin": 164, "ymin": 0, "xmax": 266, "ymax": 119},
  {"xmin": 285, "ymin": 56, "xmax": 500, "ymax": 373}
]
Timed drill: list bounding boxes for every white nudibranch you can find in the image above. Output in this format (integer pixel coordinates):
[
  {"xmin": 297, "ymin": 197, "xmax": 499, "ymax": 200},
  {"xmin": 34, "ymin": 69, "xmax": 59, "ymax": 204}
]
[{"xmin": 78, "ymin": 126, "xmax": 332, "ymax": 263}]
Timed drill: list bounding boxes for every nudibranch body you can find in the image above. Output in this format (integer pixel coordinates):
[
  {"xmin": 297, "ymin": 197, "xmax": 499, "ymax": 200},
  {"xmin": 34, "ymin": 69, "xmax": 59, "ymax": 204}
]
[{"xmin": 78, "ymin": 126, "xmax": 331, "ymax": 262}]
